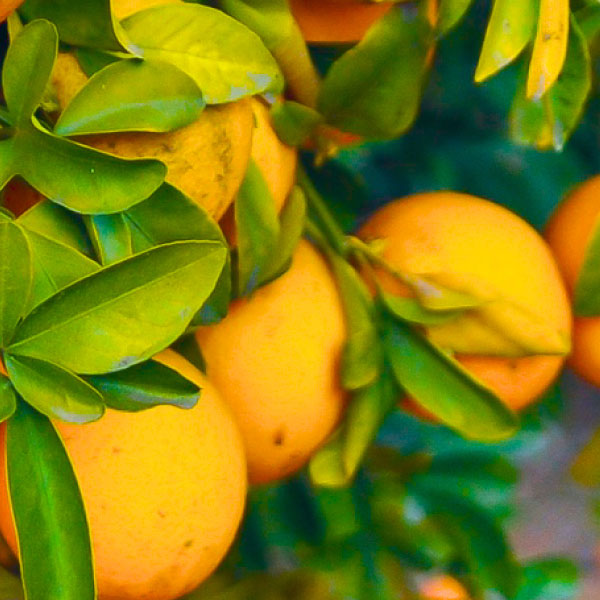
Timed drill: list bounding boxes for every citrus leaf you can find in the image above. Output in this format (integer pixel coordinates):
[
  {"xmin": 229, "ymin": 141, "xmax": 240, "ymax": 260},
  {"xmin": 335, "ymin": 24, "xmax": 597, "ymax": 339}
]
[
  {"xmin": 576, "ymin": 5, "xmax": 600, "ymax": 43},
  {"xmin": 378, "ymin": 290, "xmax": 463, "ymax": 326},
  {"xmin": 258, "ymin": 186, "xmax": 306, "ymax": 286},
  {"xmin": 15, "ymin": 120, "xmax": 166, "ymax": 214},
  {"xmin": 85, "ymin": 213, "xmax": 133, "ymax": 265},
  {"xmin": 328, "ymin": 252, "xmax": 382, "ymax": 391},
  {"xmin": 571, "ymin": 426, "xmax": 600, "ymax": 486},
  {"xmin": 8, "ymin": 240, "xmax": 227, "ymax": 374},
  {"xmin": 20, "ymin": 0, "xmax": 128, "ymax": 52},
  {"xmin": 5, "ymin": 355, "xmax": 105, "ymax": 423},
  {"xmin": 317, "ymin": 4, "xmax": 433, "ymax": 139},
  {"xmin": 87, "ymin": 359, "xmax": 200, "ymax": 412},
  {"xmin": 6, "ymin": 400, "xmax": 95, "ymax": 600},
  {"xmin": 2, "ymin": 19, "xmax": 57, "ymax": 125},
  {"xmin": 55, "ymin": 58, "xmax": 205, "ymax": 136},
  {"xmin": 515, "ymin": 558, "xmax": 579, "ymax": 600},
  {"xmin": 574, "ymin": 215, "xmax": 600, "ymax": 316},
  {"xmin": 221, "ymin": 0, "xmax": 320, "ymax": 107},
  {"xmin": 0, "ymin": 221, "xmax": 32, "ymax": 347},
  {"xmin": 383, "ymin": 317, "xmax": 518, "ymax": 441},
  {"xmin": 121, "ymin": 4, "xmax": 283, "ymax": 103},
  {"xmin": 510, "ymin": 15, "xmax": 590, "ymax": 151},
  {"xmin": 75, "ymin": 47, "xmax": 121, "ymax": 77},
  {"xmin": 0, "ymin": 565, "xmax": 23, "ymax": 600},
  {"xmin": 437, "ymin": 0, "xmax": 474, "ymax": 35},
  {"xmin": 475, "ymin": 0, "xmax": 536, "ymax": 83},
  {"xmin": 309, "ymin": 428, "xmax": 347, "ymax": 488},
  {"xmin": 235, "ymin": 159, "xmax": 280, "ymax": 296},
  {"xmin": 21, "ymin": 229, "xmax": 100, "ymax": 312},
  {"xmin": 18, "ymin": 200, "xmax": 92, "ymax": 256},
  {"xmin": 0, "ymin": 377, "xmax": 16, "ymax": 424},
  {"xmin": 0, "ymin": 142, "xmax": 16, "ymax": 193},
  {"xmin": 527, "ymin": 0, "xmax": 570, "ymax": 100},
  {"xmin": 271, "ymin": 100, "xmax": 323, "ymax": 146}
]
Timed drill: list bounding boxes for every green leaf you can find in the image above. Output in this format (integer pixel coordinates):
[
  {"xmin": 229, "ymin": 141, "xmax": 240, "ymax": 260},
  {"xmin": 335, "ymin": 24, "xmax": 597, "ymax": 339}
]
[
  {"xmin": 55, "ymin": 58, "xmax": 205, "ymax": 136},
  {"xmin": 75, "ymin": 47, "xmax": 121, "ymax": 77},
  {"xmin": 510, "ymin": 16, "xmax": 591, "ymax": 151},
  {"xmin": 5, "ymin": 355, "xmax": 105, "ymax": 423},
  {"xmin": 8, "ymin": 241, "xmax": 227, "ymax": 374},
  {"xmin": 15, "ymin": 120, "xmax": 166, "ymax": 214},
  {"xmin": 20, "ymin": 0, "xmax": 128, "ymax": 52},
  {"xmin": 0, "ymin": 222, "xmax": 32, "ymax": 347},
  {"xmin": 437, "ymin": 0, "xmax": 474, "ymax": 35},
  {"xmin": 121, "ymin": 4, "xmax": 283, "ymax": 103},
  {"xmin": 327, "ymin": 252, "xmax": 382, "ymax": 391},
  {"xmin": 235, "ymin": 159, "xmax": 280, "ymax": 296},
  {"xmin": 571, "ymin": 426, "xmax": 600, "ymax": 486},
  {"xmin": 309, "ymin": 428, "xmax": 347, "ymax": 488},
  {"xmin": 271, "ymin": 100, "xmax": 323, "ymax": 146},
  {"xmin": 7, "ymin": 400, "xmax": 95, "ymax": 600},
  {"xmin": 0, "ymin": 376, "xmax": 17, "ymax": 424},
  {"xmin": 0, "ymin": 565, "xmax": 23, "ymax": 600},
  {"xmin": 576, "ymin": 5, "xmax": 600, "ymax": 43},
  {"xmin": 258, "ymin": 186, "xmax": 306, "ymax": 286},
  {"xmin": 378, "ymin": 290, "xmax": 463, "ymax": 326},
  {"xmin": 85, "ymin": 213, "xmax": 133, "ymax": 265},
  {"xmin": 475, "ymin": 0, "xmax": 536, "ymax": 82},
  {"xmin": 317, "ymin": 4, "xmax": 434, "ymax": 139},
  {"xmin": 383, "ymin": 317, "xmax": 519, "ymax": 441},
  {"xmin": 3, "ymin": 20, "xmax": 57, "ymax": 125},
  {"xmin": 87, "ymin": 359, "xmax": 200, "ymax": 412},
  {"xmin": 515, "ymin": 558, "xmax": 579, "ymax": 600},
  {"xmin": 574, "ymin": 216, "xmax": 600, "ymax": 316},
  {"xmin": 21, "ymin": 228, "xmax": 100, "ymax": 312}
]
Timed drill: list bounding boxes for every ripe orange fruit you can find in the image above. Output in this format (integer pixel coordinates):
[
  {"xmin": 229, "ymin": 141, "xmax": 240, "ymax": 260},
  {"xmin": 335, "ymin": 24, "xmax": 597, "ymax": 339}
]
[
  {"xmin": 196, "ymin": 240, "xmax": 347, "ymax": 485},
  {"xmin": 420, "ymin": 574, "xmax": 469, "ymax": 599},
  {"xmin": 50, "ymin": 52, "xmax": 254, "ymax": 220},
  {"xmin": 545, "ymin": 175, "xmax": 600, "ymax": 387},
  {"xmin": 220, "ymin": 97, "xmax": 298, "ymax": 244},
  {"xmin": 0, "ymin": 350, "xmax": 247, "ymax": 600},
  {"xmin": 358, "ymin": 192, "xmax": 572, "ymax": 411},
  {"xmin": 0, "ymin": 0, "xmax": 23, "ymax": 22},
  {"xmin": 289, "ymin": 0, "xmax": 394, "ymax": 44}
]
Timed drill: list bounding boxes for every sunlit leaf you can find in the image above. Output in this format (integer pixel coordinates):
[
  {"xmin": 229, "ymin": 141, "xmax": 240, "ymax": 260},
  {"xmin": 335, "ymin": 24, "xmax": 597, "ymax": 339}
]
[
  {"xmin": 0, "ymin": 377, "xmax": 16, "ymax": 425},
  {"xmin": 437, "ymin": 0, "xmax": 474, "ymax": 35}
]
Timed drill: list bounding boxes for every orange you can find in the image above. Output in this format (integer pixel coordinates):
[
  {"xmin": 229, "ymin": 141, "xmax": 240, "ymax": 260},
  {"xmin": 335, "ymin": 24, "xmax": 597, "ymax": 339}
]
[
  {"xmin": 358, "ymin": 192, "xmax": 572, "ymax": 411},
  {"xmin": 196, "ymin": 240, "xmax": 347, "ymax": 485},
  {"xmin": 219, "ymin": 97, "xmax": 298, "ymax": 244},
  {"xmin": 289, "ymin": 0, "xmax": 394, "ymax": 44},
  {"xmin": 546, "ymin": 175, "xmax": 600, "ymax": 387},
  {"xmin": 420, "ymin": 574, "xmax": 469, "ymax": 599},
  {"xmin": 0, "ymin": 0, "xmax": 23, "ymax": 22},
  {"xmin": 50, "ymin": 52, "xmax": 254, "ymax": 220},
  {"xmin": 0, "ymin": 350, "xmax": 247, "ymax": 600}
]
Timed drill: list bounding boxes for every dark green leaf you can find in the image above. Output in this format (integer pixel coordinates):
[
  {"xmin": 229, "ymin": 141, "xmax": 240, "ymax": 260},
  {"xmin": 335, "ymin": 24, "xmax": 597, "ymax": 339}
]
[
  {"xmin": 383, "ymin": 317, "xmax": 519, "ymax": 441},
  {"xmin": 475, "ymin": 0, "xmax": 536, "ymax": 82},
  {"xmin": 317, "ymin": 4, "xmax": 434, "ymax": 139},
  {"xmin": 510, "ymin": 16, "xmax": 591, "ymax": 151},
  {"xmin": 0, "ymin": 221, "xmax": 32, "ymax": 346},
  {"xmin": 378, "ymin": 290, "xmax": 463, "ymax": 326},
  {"xmin": 0, "ymin": 565, "xmax": 23, "ymax": 600},
  {"xmin": 55, "ymin": 59, "xmax": 205, "ymax": 136},
  {"xmin": 3, "ymin": 20, "xmax": 57, "ymax": 125},
  {"xmin": 122, "ymin": 4, "xmax": 283, "ymax": 103},
  {"xmin": 88, "ymin": 358, "xmax": 200, "ymax": 412},
  {"xmin": 20, "ymin": 0, "xmax": 128, "ymax": 52},
  {"xmin": 576, "ymin": 5, "xmax": 600, "ymax": 43},
  {"xmin": 8, "ymin": 241, "xmax": 227, "ymax": 374},
  {"xmin": 85, "ymin": 213, "xmax": 133, "ymax": 265},
  {"xmin": 575, "ymin": 216, "xmax": 600, "ymax": 316},
  {"xmin": 271, "ymin": 100, "xmax": 323, "ymax": 146},
  {"xmin": 7, "ymin": 400, "xmax": 94, "ymax": 600},
  {"xmin": 0, "ymin": 376, "xmax": 16, "ymax": 424},
  {"xmin": 15, "ymin": 120, "xmax": 166, "ymax": 214},
  {"xmin": 21, "ymin": 229, "xmax": 100, "ymax": 312},
  {"xmin": 5, "ymin": 354, "xmax": 105, "ymax": 423},
  {"xmin": 437, "ymin": 0, "xmax": 474, "ymax": 34},
  {"xmin": 515, "ymin": 558, "xmax": 579, "ymax": 600},
  {"xmin": 75, "ymin": 47, "xmax": 121, "ymax": 77},
  {"xmin": 235, "ymin": 159, "xmax": 280, "ymax": 296}
]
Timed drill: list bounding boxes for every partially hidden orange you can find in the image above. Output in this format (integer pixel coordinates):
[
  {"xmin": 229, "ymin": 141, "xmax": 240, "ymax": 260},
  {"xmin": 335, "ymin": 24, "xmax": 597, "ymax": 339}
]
[{"xmin": 0, "ymin": 350, "xmax": 247, "ymax": 600}]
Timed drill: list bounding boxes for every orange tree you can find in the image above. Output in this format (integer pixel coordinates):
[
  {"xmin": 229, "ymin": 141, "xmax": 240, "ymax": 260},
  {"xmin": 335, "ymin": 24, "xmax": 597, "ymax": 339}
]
[{"xmin": 0, "ymin": 0, "xmax": 597, "ymax": 599}]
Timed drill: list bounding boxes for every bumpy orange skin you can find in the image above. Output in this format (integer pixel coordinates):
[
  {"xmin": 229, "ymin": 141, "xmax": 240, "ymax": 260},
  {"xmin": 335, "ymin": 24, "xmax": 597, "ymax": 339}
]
[
  {"xmin": 196, "ymin": 240, "xmax": 347, "ymax": 485},
  {"xmin": 289, "ymin": 0, "xmax": 393, "ymax": 44},
  {"xmin": 359, "ymin": 192, "xmax": 572, "ymax": 412},
  {"xmin": 0, "ymin": 350, "xmax": 247, "ymax": 600},
  {"xmin": 546, "ymin": 175, "xmax": 600, "ymax": 387},
  {"xmin": 0, "ymin": 0, "xmax": 23, "ymax": 22},
  {"xmin": 420, "ymin": 574, "xmax": 469, "ymax": 599}
]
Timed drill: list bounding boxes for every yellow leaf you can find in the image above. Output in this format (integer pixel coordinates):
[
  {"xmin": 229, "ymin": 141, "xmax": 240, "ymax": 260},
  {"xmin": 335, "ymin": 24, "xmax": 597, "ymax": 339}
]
[{"xmin": 526, "ymin": 0, "xmax": 569, "ymax": 100}]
